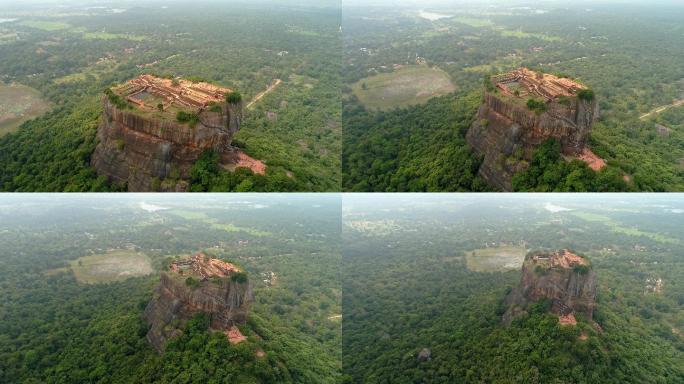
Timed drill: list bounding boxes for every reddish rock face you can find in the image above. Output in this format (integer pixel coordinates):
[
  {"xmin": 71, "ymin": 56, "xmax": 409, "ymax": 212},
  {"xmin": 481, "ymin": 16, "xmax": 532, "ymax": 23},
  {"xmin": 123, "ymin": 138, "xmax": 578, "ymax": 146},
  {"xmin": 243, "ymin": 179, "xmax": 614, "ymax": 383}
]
[
  {"xmin": 91, "ymin": 76, "xmax": 243, "ymax": 191},
  {"xmin": 503, "ymin": 249, "xmax": 597, "ymax": 325},
  {"xmin": 143, "ymin": 253, "xmax": 253, "ymax": 353},
  {"xmin": 466, "ymin": 68, "xmax": 599, "ymax": 191}
]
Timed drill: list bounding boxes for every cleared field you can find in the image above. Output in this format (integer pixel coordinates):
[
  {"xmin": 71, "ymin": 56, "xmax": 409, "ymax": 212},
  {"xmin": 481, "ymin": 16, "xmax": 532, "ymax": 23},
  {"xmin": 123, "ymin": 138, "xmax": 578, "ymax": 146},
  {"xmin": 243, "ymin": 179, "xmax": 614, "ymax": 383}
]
[
  {"xmin": 454, "ymin": 17, "xmax": 495, "ymax": 27},
  {"xmin": 83, "ymin": 32, "xmax": 146, "ymax": 41},
  {"xmin": 0, "ymin": 83, "xmax": 51, "ymax": 136},
  {"xmin": 465, "ymin": 245, "xmax": 526, "ymax": 272},
  {"xmin": 571, "ymin": 211, "xmax": 679, "ymax": 244},
  {"xmin": 70, "ymin": 250, "xmax": 153, "ymax": 284},
  {"xmin": 19, "ymin": 20, "xmax": 71, "ymax": 31},
  {"xmin": 499, "ymin": 29, "xmax": 561, "ymax": 41},
  {"xmin": 169, "ymin": 209, "xmax": 270, "ymax": 237},
  {"xmin": 211, "ymin": 223, "xmax": 271, "ymax": 237},
  {"xmin": 351, "ymin": 65, "xmax": 455, "ymax": 111}
]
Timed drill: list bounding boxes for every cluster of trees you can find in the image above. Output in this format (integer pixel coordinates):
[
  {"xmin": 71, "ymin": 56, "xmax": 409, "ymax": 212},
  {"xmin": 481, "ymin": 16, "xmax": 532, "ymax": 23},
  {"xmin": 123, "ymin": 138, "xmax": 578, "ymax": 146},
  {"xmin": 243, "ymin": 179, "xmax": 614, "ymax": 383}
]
[
  {"xmin": 104, "ymin": 88, "xmax": 130, "ymax": 109},
  {"xmin": 526, "ymin": 98, "xmax": 547, "ymax": 114},
  {"xmin": 188, "ymin": 150, "xmax": 302, "ymax": 192},
  {"xmin": 176, "ymin": 110, "xmax": 200, "ymax": 126},
  {"xmin": 226, "ymin": 91, "xmax": 242, "ymax": 104},
  {"xmin": 512, "ymin": 140, "xmax": 630, "ymax": 192}
]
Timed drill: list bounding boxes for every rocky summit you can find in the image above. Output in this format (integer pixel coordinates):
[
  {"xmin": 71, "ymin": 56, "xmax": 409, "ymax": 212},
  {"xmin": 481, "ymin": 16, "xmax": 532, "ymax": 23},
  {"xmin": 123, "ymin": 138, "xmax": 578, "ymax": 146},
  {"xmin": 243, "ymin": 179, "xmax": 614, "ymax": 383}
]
[
  {"xmin": 91, "ymin": 75, "xmax": 255, "ymax": 192},
  {"xmin": 502, "ymin": 249, "xmax": 597, "ymax": 326},
  {"xmin": 466, "ymin": 68, "xmax": 601, "ymax": 191},
  {"xmin": 144, "ymin": 252, "xmax": 253, "ymax": 352}
]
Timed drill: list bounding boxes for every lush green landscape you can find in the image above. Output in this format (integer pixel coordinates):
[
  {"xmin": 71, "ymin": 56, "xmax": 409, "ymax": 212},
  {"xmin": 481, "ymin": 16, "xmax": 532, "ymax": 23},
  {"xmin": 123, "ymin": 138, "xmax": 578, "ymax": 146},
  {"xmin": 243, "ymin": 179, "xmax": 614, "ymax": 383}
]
[
  {"xmin": 0, "ymin": 0, "xmax": 341, "ymax": 191},
  {"xmin": 342, "ymin": 1, "xmax": 684, "ymax": 191},
  {"xmin": 0, "ymin": 194, "xmax": 341, "ymax": 383},
  {"xmin": 342, "ymin": 194, "xmax": 684, "ymax": 383}
]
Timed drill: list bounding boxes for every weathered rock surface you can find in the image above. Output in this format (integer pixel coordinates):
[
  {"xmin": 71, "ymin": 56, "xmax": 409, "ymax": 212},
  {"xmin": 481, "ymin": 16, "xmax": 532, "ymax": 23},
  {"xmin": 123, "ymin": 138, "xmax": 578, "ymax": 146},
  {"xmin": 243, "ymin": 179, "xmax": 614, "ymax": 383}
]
[
  {"xmin": 417, "ymin": 348, "xmax": 431, "ymax": 362},
  {"xmin": 503, "ymin": 249, "xmax": 597, "ymax": 325},
  {"xmin": 144, "ymin": 252, "xmax": 253, "ymax": 352},
  {"xmin": 92, "ymin": 76, "xmax": 243, "ymax": 191},
  {"xmin": 466, "ymin": 69, "xmax": 599, "ymax": 191}
]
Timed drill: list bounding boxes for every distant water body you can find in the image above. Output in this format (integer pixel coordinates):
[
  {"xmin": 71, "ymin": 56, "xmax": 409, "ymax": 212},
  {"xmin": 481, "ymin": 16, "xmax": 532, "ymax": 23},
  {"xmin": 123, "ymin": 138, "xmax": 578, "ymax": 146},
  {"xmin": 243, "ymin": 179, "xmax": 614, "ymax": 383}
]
[
  {"xmin": 544, "ymin": 202, "xmax": 572, "ymax": 213},
  {"xmin": 418, "ymin": 10, "xmax": 452, "ymax": 21},
  {"xmin": 140, "ymin": 202, "xmax": 169, "ymax": 212},
  {"xmin": 0, "ymin": 18, "xmax": 18, "ymax": 24}
]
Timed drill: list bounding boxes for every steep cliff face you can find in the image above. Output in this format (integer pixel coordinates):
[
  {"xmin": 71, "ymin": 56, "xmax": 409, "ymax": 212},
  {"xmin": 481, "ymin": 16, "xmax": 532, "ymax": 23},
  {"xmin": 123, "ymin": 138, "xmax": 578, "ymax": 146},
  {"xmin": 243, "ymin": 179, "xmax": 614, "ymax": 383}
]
[
  {"xmin": 91, "ymin": 76, "xmax": 244, "ymax": 192},
  {"xmin": 503, "ymin": 249, "xmax": 597, "ymax": 326},
  {"xmin": 144, "ymin": 253, "xmax": 253, "ymax": 352},
  {"xmin": 466, "ymin": 69, "xmax": 599, "ymax": 191}
]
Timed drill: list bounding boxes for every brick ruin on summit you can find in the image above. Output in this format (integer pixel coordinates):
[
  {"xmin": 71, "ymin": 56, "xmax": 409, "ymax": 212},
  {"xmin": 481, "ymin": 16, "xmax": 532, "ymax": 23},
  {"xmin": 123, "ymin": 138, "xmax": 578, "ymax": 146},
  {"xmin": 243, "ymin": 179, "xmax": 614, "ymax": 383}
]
[
  {"xmin": 466, "ymin": 67, "xmax": 603, "ymax": 191},
  {"xmin": 169, "ymin": 252, "xmax": 242, "ymax": 280},
  {"xmin": 91, "ymin": 75, "xmax": 265, "ymax": 192},
  {"xmin": 491, "ymin": 67, "xmax": 585, "ymax": 102},
  {"xmin": 116, "ymin": 74, "xmax": 229, "ymax": 113}
]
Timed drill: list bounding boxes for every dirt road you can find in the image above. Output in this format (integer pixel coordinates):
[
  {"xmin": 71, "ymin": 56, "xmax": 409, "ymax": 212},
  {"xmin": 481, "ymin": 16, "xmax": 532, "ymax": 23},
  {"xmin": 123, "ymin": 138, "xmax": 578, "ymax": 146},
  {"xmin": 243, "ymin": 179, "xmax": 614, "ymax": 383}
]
[
  {"xmin": 639, "ymin": 98, "xmax": 684, "ymax": 120},
  {"xmin": 246, "ymin": 79, "xmax": 282, "ymax": 110}
]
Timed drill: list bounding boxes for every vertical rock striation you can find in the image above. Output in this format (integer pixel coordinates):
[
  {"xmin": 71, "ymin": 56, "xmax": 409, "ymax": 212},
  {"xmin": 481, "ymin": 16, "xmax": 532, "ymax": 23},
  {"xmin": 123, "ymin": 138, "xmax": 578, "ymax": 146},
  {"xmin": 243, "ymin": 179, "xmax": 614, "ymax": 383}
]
[
  {"xmin": 466, "ymin": 68, "xmax": 599, "ymax": 190},
  {"xmin": 92, "ymin": 75, "xmax": 243, "ymax": 191},
  {"xmin": 143, "ymin": 252, "xmax": 253, "ymax": 352},
  {"xmin": 503, "ymin": 249, "xmax": 597, "ymax": 325}
]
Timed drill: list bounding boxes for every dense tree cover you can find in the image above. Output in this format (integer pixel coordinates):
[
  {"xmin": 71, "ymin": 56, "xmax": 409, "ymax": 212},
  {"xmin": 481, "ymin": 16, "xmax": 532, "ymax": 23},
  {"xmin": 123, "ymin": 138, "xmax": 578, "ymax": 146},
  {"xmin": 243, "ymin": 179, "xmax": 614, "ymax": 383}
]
[
  {"xmin": 0, "ymin": 194, "xmax": 341, "ymax": 383},
  {"xmin": 342, "ymin": 195, "xmax": 684, "ymax": 383},
  {"xmin": 0, "ymin": 99, "xmax": 119, "ymax": 191},
  {"xmin": 342, "ymin": 3, "xmax": 684, "ymax": 191},
  {"xmin": 226, "ymin": 91, "xmax": 243, "ymax": 104},
  {"xmin": 189, "ymin": 150, "xmax": 301, "ymax": 192},
  {"xmin": 0, "ymin": 1, "xmax": 340, "ymax": 191},
  {"xmin": 176, "ymin": 110, "xmax": 200, "ymax": 126},
  {"xmin": 512, "ymin": 140, "xmax": 631, "ymax": 192},
  {"xmin": 526, "ymin": 98, "xmax": 547, "ymax": 114},
  {"xmin": 342, "ymin": 92, "xmax": 490, "ymax": 191}
]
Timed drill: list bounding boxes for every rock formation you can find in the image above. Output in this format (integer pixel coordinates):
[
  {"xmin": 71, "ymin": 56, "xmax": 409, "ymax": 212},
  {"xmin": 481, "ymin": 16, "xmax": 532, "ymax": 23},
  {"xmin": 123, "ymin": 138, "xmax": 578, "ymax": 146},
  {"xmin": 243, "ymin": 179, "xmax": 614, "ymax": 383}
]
[
  {"xmin": 417, "ymin": 348, "xmax": 431, "ymax": 362},
  {"xmin": 502, "ymin": 249, "xmax": 597, "ymax": 326},
  {"xmin": 144, "ymin": 252, "xmax": 253, "ymax": 352},
  {"xmin": 92, "ymin": 75, "xmax": 251, "ymax": 191},
  {"xmin": 466, "ymin": 68, "xmax": 601, "ymax": 190}
]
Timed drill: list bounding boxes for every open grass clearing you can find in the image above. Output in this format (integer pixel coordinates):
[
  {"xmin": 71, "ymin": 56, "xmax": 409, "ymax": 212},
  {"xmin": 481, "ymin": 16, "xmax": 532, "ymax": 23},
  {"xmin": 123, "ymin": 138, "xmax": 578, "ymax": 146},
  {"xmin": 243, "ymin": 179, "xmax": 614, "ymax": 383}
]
[
  {"xmin": 465, "ymin": 245, "xmax": 526, "ymax": 272},
  {"xmin": 351, "ymin": 65, "xmax": 455, "ymax": 111},
  {"xmin": 454, "ymin": 17, "xmax": 495, "ymax": 27},
  {"xmin": 499, "ymin": 28, "xmax": 561, "ymax": 41},
  {"xmin": 571, "ymin": 211, "xmax": 679, "ymax": 244},
  {"xmin": 69, "ymin": 250, "xmax": 153, "ymax": 284},
  {"xmin": 83, "ymin": 32, "xmax": 146, "ymax": 41},
  {"xmin": 0, "ymin": 83, "xmax": 51, "ymax": 136},
  {"xmin": 168, "ymin": 209, "xmax": 271, "ymax": 237},
  {"xmin": 19, "ymin": 20, "xmax": 71, "ymax": 31}
]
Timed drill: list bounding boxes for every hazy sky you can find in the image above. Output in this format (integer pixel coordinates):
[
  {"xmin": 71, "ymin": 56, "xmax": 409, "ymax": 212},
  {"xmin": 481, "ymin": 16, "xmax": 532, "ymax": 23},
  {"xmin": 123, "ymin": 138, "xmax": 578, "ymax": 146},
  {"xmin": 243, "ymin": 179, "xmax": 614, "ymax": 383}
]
[
  {"xmin": 341, "ymin": 0, "xmax": 683, "ymax": 7},
  {"xmin": 342, "ymin": 193, "xmax": 684, "ymax": 211}
]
